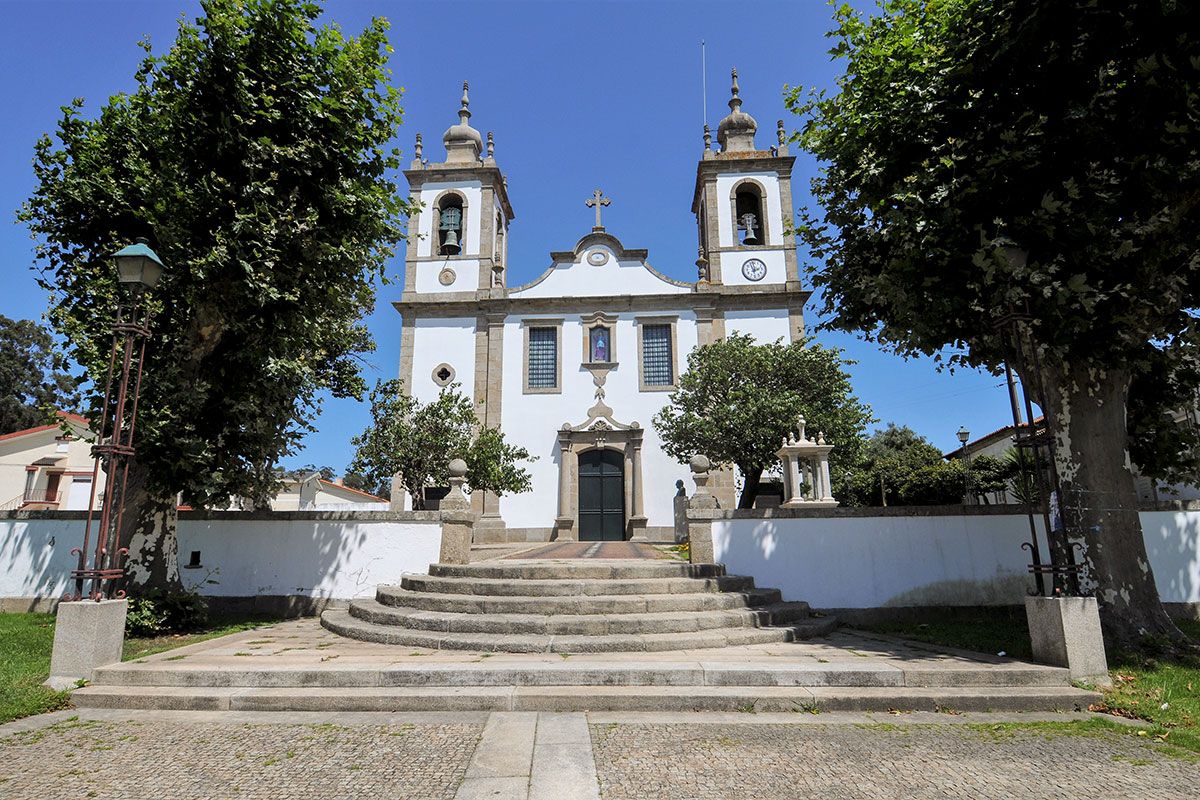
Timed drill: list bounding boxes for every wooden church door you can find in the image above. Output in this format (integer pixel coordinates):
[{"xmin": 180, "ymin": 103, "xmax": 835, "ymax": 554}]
[{"xmin": 578, "ymin": 449, "xmax": 625, "ymax": 541}]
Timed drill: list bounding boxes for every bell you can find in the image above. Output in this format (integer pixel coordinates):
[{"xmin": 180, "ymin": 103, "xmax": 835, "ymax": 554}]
[
  {"xmin": 441, "ymin": 229, "xmax": 460, "ymax": 255},
  {"xmin": 739, "ymin": 212, "xmax": 761, "ymax": 246}
]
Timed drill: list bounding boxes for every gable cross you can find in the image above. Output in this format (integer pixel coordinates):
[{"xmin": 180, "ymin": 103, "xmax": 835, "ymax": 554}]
[{"xmin": 586, "ymin": 188, "xmax": 610, "ymax": 229}]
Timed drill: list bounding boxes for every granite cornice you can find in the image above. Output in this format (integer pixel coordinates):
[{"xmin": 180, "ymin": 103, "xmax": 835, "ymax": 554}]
[{"xmin": 393, "ymin": 285, "xmax": 811, "ymax": 319}]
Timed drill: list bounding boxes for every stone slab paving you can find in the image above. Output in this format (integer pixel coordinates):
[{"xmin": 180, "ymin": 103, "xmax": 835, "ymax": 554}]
[
  {"xmin": 589, "ymin": 716, "xmax": 1200, "ymax": 800},
  {"xmin": 0, "ymin": 709, "xmax": 1191, "ymax": 800}
]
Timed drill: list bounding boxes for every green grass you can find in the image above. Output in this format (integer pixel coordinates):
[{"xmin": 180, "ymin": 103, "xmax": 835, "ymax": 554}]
[
  {"xmin": 856, "ymin": 612, "xmax": 1034, "ymax": 660},
  {"xmin": 0, "ymin": 613, "xmax": 72, "ymax": 724},
  {"xmin": 0, "ymin": 611, "xmax": 281, "ymax": 725},
  {"xmin": 122, "ymin": 614, "xmax": 279, "ymax": 661},
  {"xmin": 853, "ymin": 615, "xmax": 1200, "ymax": 753}
]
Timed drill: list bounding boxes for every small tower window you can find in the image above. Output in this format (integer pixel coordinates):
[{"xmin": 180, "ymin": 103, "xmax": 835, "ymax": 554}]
[
  {"xmin": 590, "ymin": 326, "xmax": 610, "ymax": 363},
  {"xmin": 734, "ymin": 184, "xmax": 765, "ymax": 246},
  {"xmin": 437, "ymin": 196, "xmax": 464, "ymax": 255}
]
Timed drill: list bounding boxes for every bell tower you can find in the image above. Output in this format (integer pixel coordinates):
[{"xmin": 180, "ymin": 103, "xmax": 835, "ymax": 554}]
[
  {"xmin": 691, "ymin": 69, "xmax": 800, "ymax": 289},
  {"xmin": 403, "ymin": 83, "xmax": 515, "ymax": 297}
]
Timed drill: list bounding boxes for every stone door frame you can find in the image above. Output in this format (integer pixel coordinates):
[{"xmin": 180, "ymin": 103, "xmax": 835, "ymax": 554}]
[{"xmin": 553, "ymin": 404, "xmax": 648, "ymax": 541}]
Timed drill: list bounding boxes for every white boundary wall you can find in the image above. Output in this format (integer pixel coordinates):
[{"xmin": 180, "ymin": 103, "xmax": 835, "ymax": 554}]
[
  {"xmin": 0, "ymin": 512, "xmax": 441, "ymax": 608},
  {"xmin": 714, "ymin": 508, "xmax": 1200, "ymax": 609}
]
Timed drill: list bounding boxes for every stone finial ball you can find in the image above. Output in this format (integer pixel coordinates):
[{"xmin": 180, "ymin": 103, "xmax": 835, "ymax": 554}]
[
  {"xmin": 448, "ymin": 458, "xmax": 469, "ymax": 478},
  {"xmin": 689, "ymin": 454, "xmax": 711, "ymax": 474}
]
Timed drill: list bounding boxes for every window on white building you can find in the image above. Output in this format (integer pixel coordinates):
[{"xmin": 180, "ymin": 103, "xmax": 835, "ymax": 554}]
[
  {"xmin": 528, "ymin": 327, "xmax": 558, "ymax": 389},
  {"xmin": 641, "ymin": 324, "xmax": 673, "ymax": 387}
]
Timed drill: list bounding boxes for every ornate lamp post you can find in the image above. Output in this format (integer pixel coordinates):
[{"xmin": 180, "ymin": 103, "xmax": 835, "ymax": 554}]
[
  {"xmin": 956, "ymin": 426, "xmax": 972, "ymax": 505},
  {"xmin": 68, "ymin": 238, "xmax": 164, "ymax": 602}
]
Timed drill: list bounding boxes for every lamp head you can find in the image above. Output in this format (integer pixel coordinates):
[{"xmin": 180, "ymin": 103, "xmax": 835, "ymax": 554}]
[
  {"xmin": 956, "ymin": 426, "xmax": 970, "ymax": 444},
  {"xmin": 111, "ymin": 237, "xmax": 164, "ymax": 289}
]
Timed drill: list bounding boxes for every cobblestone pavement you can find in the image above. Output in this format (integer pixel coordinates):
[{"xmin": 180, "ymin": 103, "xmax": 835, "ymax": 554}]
[
  {"xmin": 590, "ymin": 721, "xmax": 1200, "ymax": 800},
  {"xmin": 0, "ymin": 714, "xmax": 481, "ymax": 800}
]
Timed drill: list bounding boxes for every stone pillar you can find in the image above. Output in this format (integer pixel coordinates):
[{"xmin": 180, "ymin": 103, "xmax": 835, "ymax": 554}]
[
  {"xmin": 1025, "ymin": 596, "xmax": 1111, "ymax": 686},
  {"xmin": 475, "ymin": 313, "xmax": 508, "ymax": 543},
  {"xmin": 686, "ymin": 455, "xmax": 719, "ymax": 564},
  {"xmin": 554, "ymin": 430, "xmax": 577, "ymax": 541},
  {"xmin": 628, "ymin": 427, "xmax": 648, "ymax": 541},
  {"xmin": 46, "ymin": 598, "xmax": 128, "ymax": 690},
  {"xmin": 438, "ymin": 459, "xmax": 477, "ymax": 564}
]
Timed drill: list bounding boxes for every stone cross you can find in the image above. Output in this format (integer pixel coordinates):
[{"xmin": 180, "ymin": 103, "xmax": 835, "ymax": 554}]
[{"xmin": 586, "ymin": 189, "xmax": 610, "ymax": 228}]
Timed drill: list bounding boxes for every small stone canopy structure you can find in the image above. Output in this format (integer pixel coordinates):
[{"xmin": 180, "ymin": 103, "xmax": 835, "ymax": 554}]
[{"xmin": 775, "ymin": 416, "xmax": 837, "ymax": 508}]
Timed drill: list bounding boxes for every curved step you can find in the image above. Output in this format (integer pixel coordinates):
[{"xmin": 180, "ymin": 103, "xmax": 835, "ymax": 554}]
[
  {"xmin": 347, "ymin": 597, "xmax": 811, "ymax": 636},
  {"xmin": 320, "ymin": 608, "xmax": 805, "ymax": 652},
  {"xmin": 429, "ymin": 562, "xmax": 725, "ymax": 580},
  {"xmin": 399, "ymin": 573, "xmax": 756, "ymax": 597},
  {"xmin": 373, "ymin": 586, "xmax": 783, "ymax": 615}
]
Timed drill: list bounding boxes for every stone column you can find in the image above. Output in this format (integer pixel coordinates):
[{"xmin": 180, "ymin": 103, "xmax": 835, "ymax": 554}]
[
  {"xmin": 554, "ymin": 429, "xmax": 577, "ymax": 541},
  {"xmin": 46, "ymin": 598, "xmax": 128, "ymax": 690},
  {"xmin": 686, "ymin": 454, "xmax": 719, "ymax": 564},
  {"xmin": 475, "ymin": 312, "xmax": 508, "ymax": 543},
  {"xmin": 628, "ymin": 426, "xmax": 648, "ymax": 541},
  {"xmin": 438, "ymin": 459, "xmax": 477, "ymax": 564}
]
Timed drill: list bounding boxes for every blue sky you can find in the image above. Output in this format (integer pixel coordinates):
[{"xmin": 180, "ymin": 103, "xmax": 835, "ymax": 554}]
[{"xmin": 0, "ymin": 0, "xmax": 1015, "ymax": 474}]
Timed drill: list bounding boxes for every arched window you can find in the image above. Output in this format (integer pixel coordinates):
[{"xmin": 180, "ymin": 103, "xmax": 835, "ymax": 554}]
[
  {"xmin": 437, "ymin": 194, "xmax": 464, "ymax": 255},
  {"xmin": 733, "ymin": 183, "xmax": 765, "ymax": 246}
]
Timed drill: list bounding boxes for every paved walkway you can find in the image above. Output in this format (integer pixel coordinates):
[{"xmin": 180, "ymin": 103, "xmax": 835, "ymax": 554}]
[{"xmin": 1, "ymin": 708, "xmax": 1194, "ymax": 799}]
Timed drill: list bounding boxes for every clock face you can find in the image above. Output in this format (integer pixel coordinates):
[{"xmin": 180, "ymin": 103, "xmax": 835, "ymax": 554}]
[{"xmin": 742, "ymin": 258, "xmax": 767, "ymax": 281}]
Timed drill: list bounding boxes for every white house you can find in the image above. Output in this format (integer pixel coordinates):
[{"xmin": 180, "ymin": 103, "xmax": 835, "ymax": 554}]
[
  {"xmin": 0, "ymin": 412, "xmax": 102, "ymax": 512},
  {"xmin": 395, "ymin": 73, "xmax": 810, "ymax": 543}
]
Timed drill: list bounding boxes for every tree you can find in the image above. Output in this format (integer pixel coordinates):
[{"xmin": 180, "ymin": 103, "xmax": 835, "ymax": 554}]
[
  {"xmin": 280, "ymin": 465, "xmax": 336, "ymax": 482},
  {"xmin": 653, "ymin": 334, "xmax": 874, "ymax": 508},
  {"xmin": 349, "ymin": 380, "xmax": 534, "ymax": 510},
  {"xmin": 789, "ymin": 0, "xmax": 1199, "ymax": 645},
  {"xmin": 847, "ymin": 424, "xmax": 1006, "ymax": 506},
  {"xmin": 0, "ymin": 315, "xmax": 80, "ymax": 434},
  {"xmin": 19, "ymin": 0, "xmax": 411, "ymax": 594}
]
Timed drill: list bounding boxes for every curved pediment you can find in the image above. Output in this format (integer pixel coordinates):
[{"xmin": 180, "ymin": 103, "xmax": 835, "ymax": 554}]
[{"xmin": 511, "ymin": 229, "xmax": 692, "ymax": 298}]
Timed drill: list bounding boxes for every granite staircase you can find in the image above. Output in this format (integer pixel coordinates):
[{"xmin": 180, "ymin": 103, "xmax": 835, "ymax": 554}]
[{"xmin": 319, "ymin": 560, "xmax": 837, "ymax": 652}]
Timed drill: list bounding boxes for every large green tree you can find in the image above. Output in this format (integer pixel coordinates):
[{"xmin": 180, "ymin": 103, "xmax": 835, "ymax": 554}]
[
  {"xmin": 19, "ymin": 0, "xmax": 411, "ymax": 593},
  {"xmin": 348, "ymin": 380, "xmax": 534, "ymax": 510},
  {"xmin": 653, "ymin": 334, "xmax": 874, "ymax": 508},
  {"xmin": 790, "ymin": 0, "xmax": 1199, "ymax": 645},
  {"xmin": 0, "ymin": 315, "xmax": 80, "ymax": 435}
]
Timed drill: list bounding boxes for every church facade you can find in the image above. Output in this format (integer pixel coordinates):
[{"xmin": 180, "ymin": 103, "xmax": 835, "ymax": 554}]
[{"xmin": 394, "ymin": 72, "xmax": 810, "ymax": 542}]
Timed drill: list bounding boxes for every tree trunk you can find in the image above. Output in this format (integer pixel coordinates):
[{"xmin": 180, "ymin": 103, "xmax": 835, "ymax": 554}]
[
  {"xmin": 117, "ymin": 459, "xmax": 185, "ymax": 596},
  {"xmin": 738, "ymin": 465, "xmax": 762, "ymax": 509},
  {"xmin": 1036, "ymin": 360, "xmax": 1187, "ymax": 649}
]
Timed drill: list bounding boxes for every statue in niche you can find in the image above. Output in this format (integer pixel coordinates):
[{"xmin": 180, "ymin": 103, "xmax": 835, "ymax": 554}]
[{"xmin": 590, "ymin": 327, "xmax": 609, "ymax": 362}]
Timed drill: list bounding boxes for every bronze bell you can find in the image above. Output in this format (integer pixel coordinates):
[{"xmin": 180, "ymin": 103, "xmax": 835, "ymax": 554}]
[
  {"xmin": 439, "ymin": 206, "xmax": 462, "ymax": 255},
  {"xmin": 739, "ymin": 212, "xmax": 761, "ymax": 246}
]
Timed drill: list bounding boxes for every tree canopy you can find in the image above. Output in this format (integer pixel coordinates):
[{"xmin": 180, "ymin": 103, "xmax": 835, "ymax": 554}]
[
  {"xmin": 653, "ymin": 334, "xmax": 874, "ymax": 508},
  {"xmin": 349, "ymin": 380, "xmax": 534, "ymax": 511},
  {"xmin": 19, "ymin": 0, "xmax": 411, "ymax": 592},
  {"xmin": 790, "ymin": 0, "xmax": 1199, "ymax": 645},
  {"xmin": 0, "ymin": 315, "xmax": 80, "ymax": 435}
]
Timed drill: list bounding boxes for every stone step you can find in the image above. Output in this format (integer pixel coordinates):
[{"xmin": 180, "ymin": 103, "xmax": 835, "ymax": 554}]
[
  {"xmin": 372, "ymin": 586, "xmax": 784, "ymax": 615},
  {"xmin": 70, "ymin": 684, "xmax": 1102, "ymax": 714},
  {"xmin": 399, "ymin": 573, "xmax": 757, "ymax": 597},
  {"xmin": 346, "ymin": 598, "xmax": 812, "ymax": 636},
  {"xmin": 89, "ymin": 658, "xmax": 1071, "ymax": 690},
  {"xmin": 429, "ymin": 561, "xmax": 725, "ymax": 580},
  {"xmin": 320, "ymin": 608, "xmax": 836, "ymax": 652}
]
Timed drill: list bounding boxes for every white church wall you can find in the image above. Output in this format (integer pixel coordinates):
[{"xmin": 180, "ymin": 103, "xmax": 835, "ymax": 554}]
[
  {"xmin": 714, "ymin": 172, "xmax": 784, "ymax": 249},
  {"xmin": 414, "ymin": 180, "xmax": 483, "ymax": 258},
  {"xmin": 410, "ymin": 317, "xmax": 476, "ymax": 404},
  {"xmin": 714, "ymin": 250, "xmax": 789, "ymax": 288},
  {"xmin": 415, "ymin": 258, "xmax": 480, "ymax": 293},
  {"xmin": 0, "ymin": 512, "xmax": 442, "ymax": 611},
  {"xmin": 496, "ymin": 310, "xmax": 700, "ymax": 530},
  {"xmin": 724, "ymin": 308, "xmax": 790, "ymax": 343},
  {"xmin": 713, "ymin": 509, "xmax": 1200, "ymax": 610},
  {"xmin": 512, "ymin": 245, "xmax": 690, "ymax": 299}
]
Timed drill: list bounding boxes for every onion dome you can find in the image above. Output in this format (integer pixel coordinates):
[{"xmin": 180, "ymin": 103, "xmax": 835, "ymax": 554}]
[
  {"xmin": 716, "ymin": 68, "xmax": 758, "ymax": 152},
  {"xmin": 443, "ymin": 81, "xmax": 483, "ymax": 163}
]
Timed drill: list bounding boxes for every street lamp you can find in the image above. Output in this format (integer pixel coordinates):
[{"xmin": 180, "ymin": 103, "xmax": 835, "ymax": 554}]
[
  {"xmin": 956, "ymin": 426, "xmax": 972, "ymax": 505},
  {"xmin": 69, "ymin": 237, "xmax": 164, "ymax": 602}
]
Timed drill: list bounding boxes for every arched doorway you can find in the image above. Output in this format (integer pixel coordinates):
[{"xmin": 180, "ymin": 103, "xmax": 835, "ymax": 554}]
[{"xmin": 578, "ymin": 448, "xmax": 625, "ymax": 541}]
